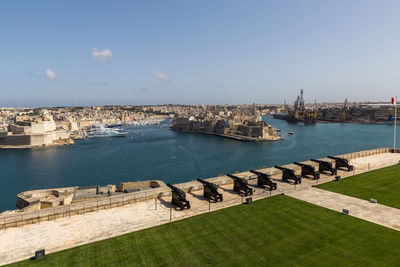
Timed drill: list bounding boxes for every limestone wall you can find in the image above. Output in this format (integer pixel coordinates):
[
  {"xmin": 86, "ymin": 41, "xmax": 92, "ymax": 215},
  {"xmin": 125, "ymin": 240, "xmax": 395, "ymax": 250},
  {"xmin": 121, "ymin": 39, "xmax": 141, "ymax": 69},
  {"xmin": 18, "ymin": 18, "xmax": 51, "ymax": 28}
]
[
  {"xmin": 338, "ymin": 148, "xmax": 389, "ymax": 159},
  {"xmin": 0, "ymin": 130, "xmax": 71, "ymax": 147},
  {"xmin": 0, "ymin": 135, "xmax": 30, "ymax": 146},
  {"xmin": 30, "ymin": 121, "xmax": 56, "ymax": 134},
  {"xmin": 118, "ymin": 180, "xmax": 165, "ymax": 192},
  {"xmin": 1, "ymin": 186, "xmax": 171, "ymax": 230}
]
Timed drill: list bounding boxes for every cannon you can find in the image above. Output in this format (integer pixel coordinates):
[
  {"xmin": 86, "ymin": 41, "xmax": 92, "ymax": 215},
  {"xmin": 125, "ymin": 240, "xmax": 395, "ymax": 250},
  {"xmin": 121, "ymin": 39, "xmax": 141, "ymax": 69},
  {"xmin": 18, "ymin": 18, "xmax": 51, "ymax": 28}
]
[
  {"xmin": 226, "ymin": 174, "xmax": 253, "ymax": 196},
  {"xmin": 327, "ymin": 156, "xmax": 354, "ymax": 171},
  {"xmin": 274, "ymin": 166, "xmax": 302, "ymax": 184},
  {"xmin": 167, "ymin": 183, "xmax": 191, "ymax": 210},
  {"xmin": 197, "ymin": 179, "xmax": 223, "ymax": 202},
  {"xmin": 249, "ymin": 170, "xmax": 277, "ymax": 190},
  {"xmin": 310, "ymin": 159, "xmax": 337, "ymax": 175},
  {"xmin": 293, "ymin": 162, "xmax": 320, "ymax": 180}
]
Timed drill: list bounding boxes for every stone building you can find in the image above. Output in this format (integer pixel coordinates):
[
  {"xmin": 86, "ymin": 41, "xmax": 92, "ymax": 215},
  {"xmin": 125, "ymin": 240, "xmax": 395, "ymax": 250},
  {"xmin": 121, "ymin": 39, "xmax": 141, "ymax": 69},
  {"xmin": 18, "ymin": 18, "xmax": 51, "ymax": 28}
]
[{"xmin": 0, "ymin": 115, "xmax": 72, "ymax": 147}]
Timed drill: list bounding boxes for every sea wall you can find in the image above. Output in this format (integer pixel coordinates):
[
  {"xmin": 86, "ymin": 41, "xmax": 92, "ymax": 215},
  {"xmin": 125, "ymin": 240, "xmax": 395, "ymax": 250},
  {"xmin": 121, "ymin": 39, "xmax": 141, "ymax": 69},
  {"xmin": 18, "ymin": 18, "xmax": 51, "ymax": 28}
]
[{"xmin": 0, "ymin": 135, "xmax": 31, "ymax": 146}]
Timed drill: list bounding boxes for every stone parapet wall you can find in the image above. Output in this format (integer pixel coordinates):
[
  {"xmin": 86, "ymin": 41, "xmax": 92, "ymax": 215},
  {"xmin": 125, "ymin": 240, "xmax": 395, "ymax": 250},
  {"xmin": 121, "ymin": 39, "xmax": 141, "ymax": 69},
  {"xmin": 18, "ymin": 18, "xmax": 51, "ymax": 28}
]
[
  {"xmin": 338, "ymin": 148, "xmax": 389, "ymax": 159},
  {"xmin": 1, "ymin": 186, "xmax": 171, "ymax": 230}
]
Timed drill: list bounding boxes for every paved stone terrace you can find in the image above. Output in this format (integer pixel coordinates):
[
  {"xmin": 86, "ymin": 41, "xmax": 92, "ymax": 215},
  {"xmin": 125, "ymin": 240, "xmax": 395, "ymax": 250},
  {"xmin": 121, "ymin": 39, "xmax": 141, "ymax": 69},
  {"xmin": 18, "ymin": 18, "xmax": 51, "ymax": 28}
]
[
  {"xmin": 1, "ymin": 152, "xmax": 400, "ymax": 265},
  {"xmin": 288, "ymin": 187, "xmax": 400, "ymax": 231}
]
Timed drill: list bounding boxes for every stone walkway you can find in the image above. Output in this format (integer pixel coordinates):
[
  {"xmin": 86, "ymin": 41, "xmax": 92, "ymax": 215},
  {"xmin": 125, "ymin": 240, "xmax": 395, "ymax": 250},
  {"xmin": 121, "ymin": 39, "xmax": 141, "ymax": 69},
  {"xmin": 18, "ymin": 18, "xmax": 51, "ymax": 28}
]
[{"xmin": 288, "ymin": 187, "xmax": 400, "ymax": 231}]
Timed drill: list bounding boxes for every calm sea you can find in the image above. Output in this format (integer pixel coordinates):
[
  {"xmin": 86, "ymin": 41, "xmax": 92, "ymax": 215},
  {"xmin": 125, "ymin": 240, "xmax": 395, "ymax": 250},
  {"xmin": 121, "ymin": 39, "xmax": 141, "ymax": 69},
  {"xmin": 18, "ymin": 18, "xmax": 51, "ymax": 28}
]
[{"xmin": 0, "ymin": 117, "xmax": 394, "ymax": 211}]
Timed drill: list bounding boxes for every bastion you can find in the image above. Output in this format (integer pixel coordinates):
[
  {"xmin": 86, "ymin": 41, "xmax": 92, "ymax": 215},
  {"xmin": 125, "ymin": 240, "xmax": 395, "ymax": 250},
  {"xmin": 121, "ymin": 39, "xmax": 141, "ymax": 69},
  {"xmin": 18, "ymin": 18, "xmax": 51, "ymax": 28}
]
[{"xmin": 17, "ymin": 180, "xmax": 166, "ymax": 211}]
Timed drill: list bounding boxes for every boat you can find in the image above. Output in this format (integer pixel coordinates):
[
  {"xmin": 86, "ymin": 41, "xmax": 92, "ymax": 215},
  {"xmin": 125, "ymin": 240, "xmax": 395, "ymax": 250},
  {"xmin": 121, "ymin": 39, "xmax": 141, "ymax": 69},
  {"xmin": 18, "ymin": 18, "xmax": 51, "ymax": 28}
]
[
  {"xmin": 272, "ymin": 113, "xmax": 289, "ymax": 120},
  {"xmin": 105, "ymin": 123, "xmax": 123, "ymax": 128},
  {"xmin": 288, "ymin": 132, "xmax": 294, "ymax": 136},
  {"xmin": 87, "ymin": 125, "xmax": 128, "ymax": 138}
]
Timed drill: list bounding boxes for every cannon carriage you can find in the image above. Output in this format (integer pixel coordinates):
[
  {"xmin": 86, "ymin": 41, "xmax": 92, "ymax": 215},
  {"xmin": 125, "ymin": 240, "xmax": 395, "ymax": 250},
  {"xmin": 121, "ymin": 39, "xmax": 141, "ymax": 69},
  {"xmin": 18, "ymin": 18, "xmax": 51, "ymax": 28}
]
[
  {"xmin": 197, "ymin": 179, "xmax": 223, "ymax": 202},
  {"xmin": 249, "ymin": 170, "xmax": 277, "ymax": 190},
  {"xmin": 274, "ymin": 165, "xmax": 302, "ymax": 184},
  {"xmin": 327, "ymin": 156, "xmax": 354, "ymax": 171},
  {"xmin": 226, "ymin": 174, "xmax": 253, "ymax": 196},
  {"xmin": 167, "ymin": 183, "xmax": 191, "ymax": 210},
  {"xmin": 310, "ymin": 159, "xmax": 337, "ymax": 175},
  {"xmin": 293, "ymin": 162, "xmax": 320, "ymax": 180}
]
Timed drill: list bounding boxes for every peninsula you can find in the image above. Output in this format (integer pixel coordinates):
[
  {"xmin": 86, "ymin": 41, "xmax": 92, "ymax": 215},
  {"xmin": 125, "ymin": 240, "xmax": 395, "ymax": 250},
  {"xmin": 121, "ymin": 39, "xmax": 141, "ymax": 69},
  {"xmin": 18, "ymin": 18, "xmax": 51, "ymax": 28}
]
[{"xmin": 170, "ymin": 105, "xmax": 281, "ymax": 141}]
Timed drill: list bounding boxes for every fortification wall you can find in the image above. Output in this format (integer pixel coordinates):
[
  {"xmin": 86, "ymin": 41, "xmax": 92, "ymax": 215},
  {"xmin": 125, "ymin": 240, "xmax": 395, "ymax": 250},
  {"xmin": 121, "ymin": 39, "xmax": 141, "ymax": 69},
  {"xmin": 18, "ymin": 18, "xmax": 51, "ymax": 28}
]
[
  {"xmin": 0, "ymin": 135, "xmax": 31, "ymax": 146},
  {"xmin": 0, "ymin": 147, "xmax": 393, "ymax": 230},
  {"xmin": 30, "ymin": 121, "xmax": 56, "ymax": 134}
]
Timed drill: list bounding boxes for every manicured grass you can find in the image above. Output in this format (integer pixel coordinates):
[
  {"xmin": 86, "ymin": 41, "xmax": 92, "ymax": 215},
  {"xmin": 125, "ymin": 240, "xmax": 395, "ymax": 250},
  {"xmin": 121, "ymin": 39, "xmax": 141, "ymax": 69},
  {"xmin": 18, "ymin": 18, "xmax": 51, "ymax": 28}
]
[
  {"xmin": 11, "ymin": 195, "xmax": 400, "ymax": 266},
  {"xmin": 318, "ymin": 164, "xmax": 400, "ymax": 209}
]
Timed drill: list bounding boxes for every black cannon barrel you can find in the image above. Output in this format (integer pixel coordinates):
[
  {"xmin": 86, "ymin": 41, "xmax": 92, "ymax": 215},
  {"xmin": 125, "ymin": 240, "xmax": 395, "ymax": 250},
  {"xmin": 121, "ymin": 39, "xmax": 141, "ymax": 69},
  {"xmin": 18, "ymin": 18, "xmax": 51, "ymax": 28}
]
[
  {"xmin": 167, "ymin": 183, "xmax": 186, "ymax": 198},
  {"xmin": 293, "ymin": 162, "xmax": 315, "ymax": 171},
  {"xmin": 197, "ymin": 178, "xmax": 219, "ymax": 189},
  {"xmin": 310, "ymin": 159, "xmax": 324, "ymax": 163},
  {"xmin": 327, "ymin": 156, "xmax": 349, "ymax": 163},
  {"xmin": 167, "ymin": 183, "xmax": 183, "ymax": 193},
  {"xmin": 227, "ymin": 173, "xmax": 246, "ymax": 183},
  {"xmin": 274, "ymin": 165, "xmax": 295, "ymax": 172},
  {"xmin": 293, "ymin": 162, "xmax": 311, "ymax": 168},
  {"xmin": 311, "ymin": 159, "xmax": 333, "ymax": 166},
  {"xmin": 249, "ymin": 169, "xmax": 266, "ymax": 176}
]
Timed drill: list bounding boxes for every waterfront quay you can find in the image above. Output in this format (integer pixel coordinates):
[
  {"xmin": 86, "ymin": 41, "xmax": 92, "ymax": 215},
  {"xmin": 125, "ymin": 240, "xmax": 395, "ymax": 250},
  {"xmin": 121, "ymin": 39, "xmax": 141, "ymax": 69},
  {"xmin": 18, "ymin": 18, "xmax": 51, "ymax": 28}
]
[{"xmin": 0, "ymin": 147, "xmax": 398, "ymax": 265}]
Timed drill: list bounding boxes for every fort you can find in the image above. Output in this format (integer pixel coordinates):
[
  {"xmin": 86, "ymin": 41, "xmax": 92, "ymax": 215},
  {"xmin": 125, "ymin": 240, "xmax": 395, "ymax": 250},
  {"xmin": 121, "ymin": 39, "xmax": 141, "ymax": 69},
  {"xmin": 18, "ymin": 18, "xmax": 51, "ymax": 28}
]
[
  {"xmin": 16, "ymin": 180, "xmax": 166, "ymax": 211},
  {"xmin": 0, "ymin": 111, "xmax": 72, "ymax": 148},
  {"xmin": 171, "ymin": 116, "xmax": 282, "ymax": 141}
]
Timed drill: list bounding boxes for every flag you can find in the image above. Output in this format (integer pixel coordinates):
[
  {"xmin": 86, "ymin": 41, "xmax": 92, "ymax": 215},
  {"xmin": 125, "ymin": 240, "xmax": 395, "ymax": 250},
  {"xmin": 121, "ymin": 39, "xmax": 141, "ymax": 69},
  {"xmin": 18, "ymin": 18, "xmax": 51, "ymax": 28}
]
[{"xmin": 392, "ymin": 97, "xmax": 395, "ymax": 104}]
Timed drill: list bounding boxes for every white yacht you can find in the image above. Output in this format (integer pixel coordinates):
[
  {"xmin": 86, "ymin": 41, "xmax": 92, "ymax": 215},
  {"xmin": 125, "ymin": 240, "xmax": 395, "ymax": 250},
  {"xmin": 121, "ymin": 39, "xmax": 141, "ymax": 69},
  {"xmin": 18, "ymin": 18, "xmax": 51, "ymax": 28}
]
[{"xmin": 87, "ymin": 125, "xmax": 128, "ymax": 138}]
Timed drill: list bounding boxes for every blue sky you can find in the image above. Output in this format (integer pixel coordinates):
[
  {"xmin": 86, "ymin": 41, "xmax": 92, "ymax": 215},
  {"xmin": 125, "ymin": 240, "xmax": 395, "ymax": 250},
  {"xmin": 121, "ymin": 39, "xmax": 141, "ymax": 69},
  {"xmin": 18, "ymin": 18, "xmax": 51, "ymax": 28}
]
[{"xmin": 1, "ymin": 0, "xmax": 400, "ymax": 107}]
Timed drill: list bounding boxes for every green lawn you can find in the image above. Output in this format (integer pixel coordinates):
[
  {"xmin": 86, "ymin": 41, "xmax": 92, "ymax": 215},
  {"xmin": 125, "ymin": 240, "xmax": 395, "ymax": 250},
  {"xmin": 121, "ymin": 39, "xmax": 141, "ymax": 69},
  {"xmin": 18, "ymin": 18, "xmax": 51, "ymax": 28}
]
[
  {"xmin": 12, "ymin": 195, "xmax": 400, "ymax": 266},
  {"xmin": 318, "ymin": 164, "xmax": 400, "ymax": 209}
]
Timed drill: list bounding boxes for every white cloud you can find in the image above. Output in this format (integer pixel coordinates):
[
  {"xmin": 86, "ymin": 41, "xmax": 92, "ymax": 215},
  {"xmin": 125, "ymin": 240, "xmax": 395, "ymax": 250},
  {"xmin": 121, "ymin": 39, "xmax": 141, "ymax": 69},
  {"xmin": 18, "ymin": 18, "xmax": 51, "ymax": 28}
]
[
  {"xmin": 45, "ymin": 68, "xmax": 58, "ymax": 81},
  {"xmin": 92, "ymin": 47, "xmax": 112, "ymax": 61},
  {"xmin": 154, "ymin": 70, "xmax": 169, "ymax": 80}
]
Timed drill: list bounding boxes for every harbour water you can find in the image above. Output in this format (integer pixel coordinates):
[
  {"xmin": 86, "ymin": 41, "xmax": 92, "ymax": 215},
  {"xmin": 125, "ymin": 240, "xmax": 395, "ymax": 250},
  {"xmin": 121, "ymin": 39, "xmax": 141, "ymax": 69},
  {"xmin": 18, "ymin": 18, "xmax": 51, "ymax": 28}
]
[{"xmin": 0, "ymin": 117, "xmax": 395, "ymax": 212}]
